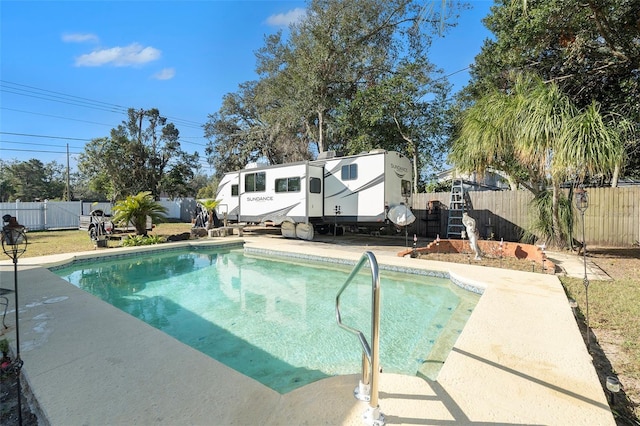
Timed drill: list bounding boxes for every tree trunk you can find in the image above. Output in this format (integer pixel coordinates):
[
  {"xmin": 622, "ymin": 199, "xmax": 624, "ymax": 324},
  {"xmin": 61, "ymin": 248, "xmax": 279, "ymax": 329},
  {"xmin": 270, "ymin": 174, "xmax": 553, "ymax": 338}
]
[
  {"xmin": 413, "ymin": 151, "xmax": 418, "ymax": 195},
  {"xmin": 391, "ymin": 114, "xmax": 417, "ymax": 194},
  {"xmin": 317, "ymin": 109, "xmax": 325, "ymax": 153},
  {"xmin": 136, "ymin": 221, "xmax": 147, "ymax": 236},
  {"xmin": 551, "ymin": 178, "xmax": 565, "ymax": 248},
  {"xmin": 611, "ymin": 164, "xmax": 620, "ymax": 187}
]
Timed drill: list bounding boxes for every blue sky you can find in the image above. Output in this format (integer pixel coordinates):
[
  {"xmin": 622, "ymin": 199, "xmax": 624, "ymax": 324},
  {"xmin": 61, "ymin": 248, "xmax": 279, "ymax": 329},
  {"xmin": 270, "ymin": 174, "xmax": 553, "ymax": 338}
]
[{"xmin": 0, "ymin": 0, "xmax": 493, "ymax": 174}]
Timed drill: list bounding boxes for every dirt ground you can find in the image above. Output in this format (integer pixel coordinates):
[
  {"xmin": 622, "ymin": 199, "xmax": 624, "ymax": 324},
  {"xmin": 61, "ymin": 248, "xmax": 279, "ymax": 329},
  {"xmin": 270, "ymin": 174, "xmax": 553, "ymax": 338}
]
[{"xmin": 0, "ymin": 366, "xmax": 38, "ymax": 426}]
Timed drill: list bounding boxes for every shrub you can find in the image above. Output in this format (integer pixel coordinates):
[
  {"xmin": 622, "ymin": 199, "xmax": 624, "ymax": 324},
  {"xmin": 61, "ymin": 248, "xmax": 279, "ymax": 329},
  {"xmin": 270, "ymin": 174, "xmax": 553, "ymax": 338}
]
[{"xmin": 121, "ymin": 235, "xmax": 165, "ymax": 247}]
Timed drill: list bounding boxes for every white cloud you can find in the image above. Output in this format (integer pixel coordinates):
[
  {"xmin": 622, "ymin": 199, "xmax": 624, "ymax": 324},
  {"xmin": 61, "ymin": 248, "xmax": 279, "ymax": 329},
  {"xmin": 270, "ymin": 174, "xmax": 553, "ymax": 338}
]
[
  {"xmin": 266, "ymin": 8, "xmax": 306, "ymax": 26},
  {"xmin": 74, "ymin": 43, "xmax": 161, "ymax": 67},
  {"xmin": 152, "ymin": 68, "xmax": 175, "ymax": 80},
  {"xmin": 62, "ymin": 33, "xmax": 99, "ymax": 43}
]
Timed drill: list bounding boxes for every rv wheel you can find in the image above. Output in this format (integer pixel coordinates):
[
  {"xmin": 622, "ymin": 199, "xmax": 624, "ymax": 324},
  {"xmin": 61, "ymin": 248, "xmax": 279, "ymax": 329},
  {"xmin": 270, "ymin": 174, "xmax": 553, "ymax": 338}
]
[
  {"xmin": 295, "ymin": 223, "xmax": 314, "ymax": 241},
  {"xmin": 281, "ymin": 221, "xmax": 297, "ymax": 239},
  {"xmin": 315, "ymin": 225, "xmax": 330, "ymax": 235}
]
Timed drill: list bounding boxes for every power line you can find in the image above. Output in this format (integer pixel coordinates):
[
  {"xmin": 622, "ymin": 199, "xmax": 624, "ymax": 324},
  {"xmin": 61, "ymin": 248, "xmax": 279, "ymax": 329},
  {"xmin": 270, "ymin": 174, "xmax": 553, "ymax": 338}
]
[
  {"xmin": 0, "ymin": 129, "xmax": 207, "ymax": 150},
  {"xmin": 1, "ymin": 80, "xmax": 207, "ymax": 130},
  {"xmin": 1, "ymin": 107, "xmax": 117, "ymax": 127},
  {"xmin": 0, "ymin": 131, "xmax": 93, "ymax": 141},
  {"xmin": 0, "ymin": 80, "xmax": 129, "ymax": 110},
  {"xmin": 0, "ymin": 146, "xmax": 213, "ymax": 167},
  {"xmin": 0, "ymin": 147, "xmax": 82, "ymax": 155},
  {"xmin": 0, "ymin": 140, "xmax": 85, "ymax": 149},
  {"xmin": 0, "ymin": 88, "xmax": 127, "ymax": 115},
  {"xmin": 444, "ymin": 66, "xmax": 471, "ymax": 78}
]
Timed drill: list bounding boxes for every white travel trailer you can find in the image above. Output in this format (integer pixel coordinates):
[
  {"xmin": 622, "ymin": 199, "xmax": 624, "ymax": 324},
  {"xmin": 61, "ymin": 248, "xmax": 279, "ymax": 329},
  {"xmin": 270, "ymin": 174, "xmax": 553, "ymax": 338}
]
[
  {"xmin": 215, "ymin": 149, "xmax": 412, "ymax": 240},
  {"xmin": 320, "ymin": 149, "xmax": 412, "ymax": 225},
  {"xmin": 215, "ymin": 172, "xmax": 240, "ymax": 223}
]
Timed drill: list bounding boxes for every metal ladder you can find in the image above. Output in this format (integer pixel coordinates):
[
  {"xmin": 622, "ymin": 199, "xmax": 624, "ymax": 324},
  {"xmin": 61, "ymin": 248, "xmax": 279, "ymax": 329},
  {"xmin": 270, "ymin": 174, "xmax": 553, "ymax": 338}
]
[
  {"xmin": 335, "ymin": 251, "xmax": 385, "ymax": 426},
  {"xmin": 447, "ymin": 179, "xmax": 466, "ymax": 239}
]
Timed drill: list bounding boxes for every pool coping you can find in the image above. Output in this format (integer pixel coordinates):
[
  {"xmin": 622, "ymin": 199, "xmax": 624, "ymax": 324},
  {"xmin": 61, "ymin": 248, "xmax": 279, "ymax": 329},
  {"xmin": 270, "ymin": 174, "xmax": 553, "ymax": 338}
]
[{"xmin": 0, "ymin": 236, "xmax": 614, "ymax": 425}]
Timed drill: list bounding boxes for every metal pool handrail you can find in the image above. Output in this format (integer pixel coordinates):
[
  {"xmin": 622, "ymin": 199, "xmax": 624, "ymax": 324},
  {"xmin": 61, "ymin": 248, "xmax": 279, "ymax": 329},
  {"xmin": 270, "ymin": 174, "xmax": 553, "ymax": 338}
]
[{"xmin": 335, "ymin": 251, "xmax": 384, "ymax": 425}]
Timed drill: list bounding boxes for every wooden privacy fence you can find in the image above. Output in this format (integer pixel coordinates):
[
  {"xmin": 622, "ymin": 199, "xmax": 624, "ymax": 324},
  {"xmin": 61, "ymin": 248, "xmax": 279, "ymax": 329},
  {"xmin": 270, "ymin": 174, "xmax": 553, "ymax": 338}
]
[{"xmin": 412, "ymin": 186, "xmax": 640, "ymax": 247}]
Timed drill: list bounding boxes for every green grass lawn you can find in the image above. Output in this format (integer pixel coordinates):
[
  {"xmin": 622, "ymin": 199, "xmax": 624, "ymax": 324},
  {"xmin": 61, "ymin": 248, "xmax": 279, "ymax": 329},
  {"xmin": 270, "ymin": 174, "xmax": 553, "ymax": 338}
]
[
  {"xmin": 561, "ymin": 274, "xmax": 640, "ymax": 423},
  {"xmin": 19, "ymin": 222, "xmax": 194, "ymax": 258}
]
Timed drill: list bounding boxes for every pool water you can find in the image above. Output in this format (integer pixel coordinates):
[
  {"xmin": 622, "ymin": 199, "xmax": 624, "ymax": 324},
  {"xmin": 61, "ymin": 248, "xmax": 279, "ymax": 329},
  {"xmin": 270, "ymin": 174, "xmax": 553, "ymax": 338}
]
[{"xmin": 53, "ymin": 247, "xmax": 478, "ymax": 393}]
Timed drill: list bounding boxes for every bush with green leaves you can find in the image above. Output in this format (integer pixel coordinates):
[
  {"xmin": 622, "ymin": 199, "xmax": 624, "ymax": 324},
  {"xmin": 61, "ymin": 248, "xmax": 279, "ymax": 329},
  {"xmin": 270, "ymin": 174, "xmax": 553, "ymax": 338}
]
[
  {"xmin": 121, "ymin": 235, "xmax": 165, "ymax": 247},
  {"xmin": 112, "ymin": 191, "xmax": 168, "ymax": 236},
  {"xmin": 0, "ymin": 338, "xmax": 9, "ymax": 355},
  {"xmin": 522, "ymin": 189, "xmax": 574, "ymax": 246}
]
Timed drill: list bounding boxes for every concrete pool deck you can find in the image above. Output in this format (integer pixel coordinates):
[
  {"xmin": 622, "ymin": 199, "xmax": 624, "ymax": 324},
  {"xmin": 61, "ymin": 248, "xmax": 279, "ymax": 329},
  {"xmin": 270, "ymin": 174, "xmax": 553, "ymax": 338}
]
[{"xmin": 0, "ymin": 234, "xmax": 613, "ymax": 425}]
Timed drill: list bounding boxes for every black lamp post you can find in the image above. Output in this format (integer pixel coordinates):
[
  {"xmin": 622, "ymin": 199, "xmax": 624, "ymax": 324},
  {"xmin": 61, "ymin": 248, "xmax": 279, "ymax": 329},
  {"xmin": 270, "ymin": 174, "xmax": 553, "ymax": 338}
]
[
  {"xmin": 574, "ymin": 188, "xmax": 590, "ymax": 351},
  {"xmin": 2, "ymin": 214, "xmax": 27, "ymax": 426}
]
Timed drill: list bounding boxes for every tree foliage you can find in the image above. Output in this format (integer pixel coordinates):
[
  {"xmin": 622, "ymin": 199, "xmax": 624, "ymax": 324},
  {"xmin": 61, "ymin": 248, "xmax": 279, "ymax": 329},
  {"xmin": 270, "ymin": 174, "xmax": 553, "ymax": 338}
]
[
  {"xmin": 468, "ymin": 0, "xmax": 640, "ymax": 179},
  {"xmin": 336, "ymin": 58, "xmax": 451, "ymax": 191},
  {"xmin": 203, "ymin": 81, "xmax": 312, "ymax": 178},
  {"xmin": 198, "ymin": 198, "xmax": 221, "ymax": 230},
  {"xmin": 0, "ymin": 159, "xmax": 66, "ymax": 202},
  {"xmin": 111, "ymin": 191, "xmax": 168, "ymax": 236},
  {"xmin": 78, "ymin": 108, "xmax": 200, "ymax": 200},
  {"xmin": 205, "ymin": 0, "xmax": 462, "ymax": 178},
  {"xmin": 451, "ymin": 74, "xmax": 629, "ymax": 246}
]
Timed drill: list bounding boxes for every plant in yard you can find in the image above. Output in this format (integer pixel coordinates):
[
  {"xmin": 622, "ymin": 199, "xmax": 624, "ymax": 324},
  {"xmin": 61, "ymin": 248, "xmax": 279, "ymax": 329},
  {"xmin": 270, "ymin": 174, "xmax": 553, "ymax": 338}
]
[
  {"xmin": 0, "ymin": 338, "xmax": 10, "ymax": 369},
  {"xmin": 198, "ymin": 199, "xmax": 221, "ymax": 230},
  {"xmin": 0, "ymin": 338, "xmax": 9, "ymax": 358},
  {"xmin": 450, "ymin": 74, "xmax": 629, "ymax": 248},
  {"xmin": 121, "ymin": 234, "xmax": 165, "ymax": 247},
  {"xmin": 521, "ymin": 190, "xmax": 574, "ymax": 245},
  {"xmin": 111, "ymin": 191, "xmax": 168, "ymax": 236}
]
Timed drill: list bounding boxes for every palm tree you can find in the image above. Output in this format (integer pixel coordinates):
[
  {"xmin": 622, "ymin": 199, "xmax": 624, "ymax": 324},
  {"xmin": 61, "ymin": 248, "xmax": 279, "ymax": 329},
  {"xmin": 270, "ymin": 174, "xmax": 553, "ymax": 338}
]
[
  {"xmin": 450, "ymin": 74, "xmax": 627, "ymax": 247},
  {"xmin": 112, "ymin": 191, "xmax": 168, "ymax": 236},
  {"xmin": 198, "ymin": 199, "xmax": 221, "ymax": 230}
]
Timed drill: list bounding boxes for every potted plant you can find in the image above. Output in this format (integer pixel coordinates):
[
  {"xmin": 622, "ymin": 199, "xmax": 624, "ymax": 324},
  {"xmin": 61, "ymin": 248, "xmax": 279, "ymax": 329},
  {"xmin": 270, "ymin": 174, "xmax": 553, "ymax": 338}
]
[{"xmin": 0, "ymin": 337, "xmax": 10, "ymax": 367}]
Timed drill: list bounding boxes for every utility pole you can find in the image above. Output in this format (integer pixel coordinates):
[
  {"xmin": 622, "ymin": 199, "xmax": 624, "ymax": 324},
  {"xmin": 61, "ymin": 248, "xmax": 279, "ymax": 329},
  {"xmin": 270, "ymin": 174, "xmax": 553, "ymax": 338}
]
[{"xmin": 65, "ymin": 143, "xmax": 70, "ymax": 201}]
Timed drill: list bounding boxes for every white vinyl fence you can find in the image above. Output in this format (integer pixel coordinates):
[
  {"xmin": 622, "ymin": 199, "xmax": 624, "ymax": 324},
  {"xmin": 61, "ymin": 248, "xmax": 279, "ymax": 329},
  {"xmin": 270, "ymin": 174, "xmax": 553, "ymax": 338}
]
[{"xmin": 0, "ymin": 198, "xmax": 196, "ymax": 231}]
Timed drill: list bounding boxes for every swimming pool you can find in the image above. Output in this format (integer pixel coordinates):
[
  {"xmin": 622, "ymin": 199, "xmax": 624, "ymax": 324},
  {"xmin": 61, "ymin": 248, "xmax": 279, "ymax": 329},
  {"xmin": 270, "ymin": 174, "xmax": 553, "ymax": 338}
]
[{"xmin": 52, "ymin": 246, "xmax": 478, "ymax": 393}]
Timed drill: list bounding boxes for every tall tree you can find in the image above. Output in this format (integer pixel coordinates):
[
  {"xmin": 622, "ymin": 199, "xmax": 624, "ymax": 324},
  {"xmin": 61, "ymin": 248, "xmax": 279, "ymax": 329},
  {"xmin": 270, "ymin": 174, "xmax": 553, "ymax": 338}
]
[
  {"xmin": 203, "ymin": 81, "xmax": 311, "ymax": 178},
  {"xmin": 450, "ymin": 74, "xmax": 629, "ymax": 246},
  {"xmin": 0, "ymin": 160, "xmax": 16, "ymax": 202},
  {"xmin": 336, "ymin": 58, "xmax": 451, "ymax": 192},
  {"xmin": 255, "ymin": 0, "xmax": 455, "ymax": 154},
  {"xmin": 205, "ymin": 0, "xmax": 462, "ymax": 175},
  {"xmin": 78, "ymin": 108, "xmax": 199, "ymax": 200},
  {"xmin": 468, "ymin": 0, "xmax": 640, "ymax": 181},
  {"xmin": 2, "ymin": 159, "xmax": 66, "ymax": 201}
]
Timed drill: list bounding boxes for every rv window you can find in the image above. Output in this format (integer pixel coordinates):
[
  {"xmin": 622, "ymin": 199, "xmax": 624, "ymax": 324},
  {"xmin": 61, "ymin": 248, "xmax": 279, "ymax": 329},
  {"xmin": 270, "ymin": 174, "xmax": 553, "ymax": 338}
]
[
  {"xmin": 401, "ymin": 179, "xmax": 411, "ymax": 197},
  {"xmin": 341, "ymin": 164, "xmax": 357, "ymax": 181},
  {"xmin": 256, "ymin": 172, "xmax": 266, "ymax": 191},
  {"xmin": 231, "ymin": 184, "xmax": 238, "ymax": 196},
  {"xmin": 245, "ymin": 172, "xmax": 266, "ymax": 192},
  {"xmin": 310, "ymin": 177, "xmax": 321, "ymax": 194},
  {"xmin": 288, "ymin": 177, "xmax": 301, "ymax": 192},
  {"xmin": 276, "ymin": 178, "xmax": 287, "ymax": 193},
  {"xmin": 275, "ymin": 177, "xmax": 301, "ymax": 193}
]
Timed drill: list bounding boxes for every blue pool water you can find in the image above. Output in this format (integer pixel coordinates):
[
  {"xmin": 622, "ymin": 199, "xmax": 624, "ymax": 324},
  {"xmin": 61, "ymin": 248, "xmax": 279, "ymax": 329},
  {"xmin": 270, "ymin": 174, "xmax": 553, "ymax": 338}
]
[{"xmin": 52, "ymin": 246, "xmax": 478, "ymax": 393}]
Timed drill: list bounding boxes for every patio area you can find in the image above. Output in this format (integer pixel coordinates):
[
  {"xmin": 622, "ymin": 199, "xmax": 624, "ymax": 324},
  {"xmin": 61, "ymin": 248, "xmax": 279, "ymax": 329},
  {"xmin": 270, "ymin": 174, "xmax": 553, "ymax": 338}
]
[{"xmin": 0, "ymin": 235, "xmax": 613, "ymax": 425}]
